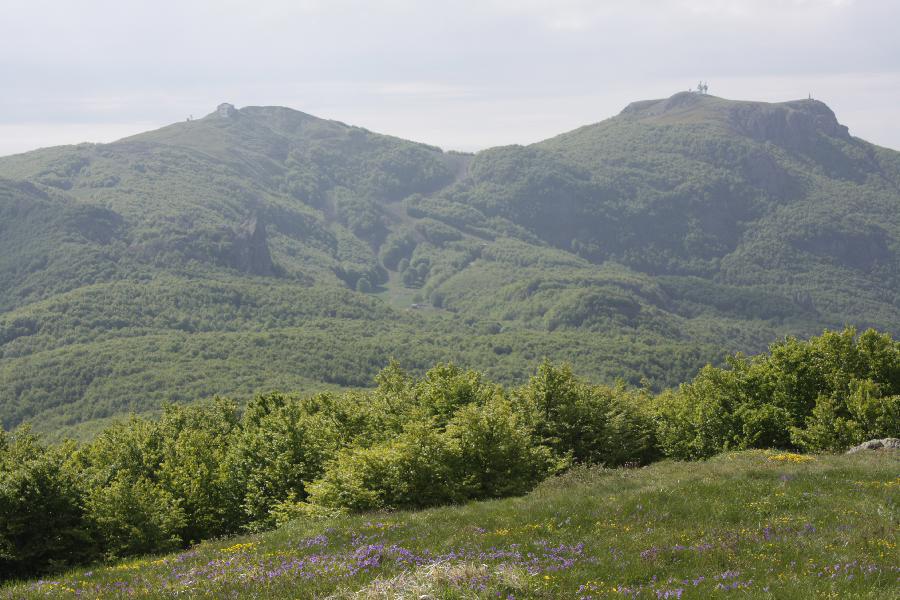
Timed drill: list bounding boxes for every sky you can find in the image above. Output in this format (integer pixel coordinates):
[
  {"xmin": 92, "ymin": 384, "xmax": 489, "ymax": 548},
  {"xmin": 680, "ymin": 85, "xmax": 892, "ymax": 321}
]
[{"xmin": 2, "ymin": 0, "xmax": 899, "ymax": 156}]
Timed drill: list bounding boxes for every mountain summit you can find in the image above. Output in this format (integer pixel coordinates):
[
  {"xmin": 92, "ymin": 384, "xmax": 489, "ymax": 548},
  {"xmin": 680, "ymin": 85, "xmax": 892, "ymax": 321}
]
[
  {"xmin": 621, "ymin": 93, "xmax": 850, "ymax": 144},
  {"xmin": 0, "ymin": 94, "xmax": 897, "ymax": 437}
]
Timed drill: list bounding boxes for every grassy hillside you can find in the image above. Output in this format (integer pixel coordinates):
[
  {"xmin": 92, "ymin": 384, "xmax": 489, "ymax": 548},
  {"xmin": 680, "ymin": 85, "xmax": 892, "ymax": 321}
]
[
  {"xmin": 3, "ymin": 450, "xmax": 896, "ymax": 598},
  {"xmin": 0, "ymin": 94, "xmax": 898, "ymax": 436}
]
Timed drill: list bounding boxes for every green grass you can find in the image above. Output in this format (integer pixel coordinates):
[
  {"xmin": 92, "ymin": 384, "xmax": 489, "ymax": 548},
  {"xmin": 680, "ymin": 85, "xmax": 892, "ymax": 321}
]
[
  {"xmin": 5, "ymin": 450, "xmax": 896, "ymax": 598},
  {"xmin": 371, "ymin": 269, "xmax": 426, "ymax": 309}
]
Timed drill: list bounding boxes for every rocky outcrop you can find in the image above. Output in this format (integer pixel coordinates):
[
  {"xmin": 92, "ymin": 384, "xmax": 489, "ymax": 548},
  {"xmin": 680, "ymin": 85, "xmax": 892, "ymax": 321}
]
[
  {"xmin": 791, "ymin": 226, "xmax": 890, "ymax": 271},
  {"xmin": 740, "ymin": 149, "xmax": 797, "ymax": 199},
  {"xmin": 620, "ymin": 99, "xmax": 664, "ymax": 116},
  {"xmin": 216, "ymin": 103, "xmax": 238, "ymax": 118},
  {"xmin": 729, "ymin": 99, "xmax": 850, "ymax": 147},
  {"xmin": 62, "ymin": 204, "xmax": 125, "ymax": 245},
  {"xmin": 232, "ymin": 213, "xmax": 275, "ymax": 276},
  {"xmin": 619, "ymin": 91, "xmax": 704, "ymax": 116},
  {"xmin": 845, "ymin": 438, "xmax": 900, "ymax": 454}
]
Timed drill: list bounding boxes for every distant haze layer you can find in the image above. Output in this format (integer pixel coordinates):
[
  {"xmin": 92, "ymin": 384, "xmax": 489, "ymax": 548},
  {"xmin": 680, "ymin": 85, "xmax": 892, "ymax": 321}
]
[{"xmin": 1, "ymin": 0, "xmax": 899, "ymax": 155}]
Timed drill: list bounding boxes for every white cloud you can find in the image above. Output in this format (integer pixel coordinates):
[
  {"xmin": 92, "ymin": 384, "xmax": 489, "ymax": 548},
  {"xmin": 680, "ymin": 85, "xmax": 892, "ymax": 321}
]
[
  {"xmin": 483, "ymin": 0, "xmax": 855, "ymax": 28},
  {"xmin": 0, "ymin": 122, "xmax": 163, "ymax": 157},
  {"xmin": 0, "ymin": 0, "xmax": 898, "ymax": 155}
]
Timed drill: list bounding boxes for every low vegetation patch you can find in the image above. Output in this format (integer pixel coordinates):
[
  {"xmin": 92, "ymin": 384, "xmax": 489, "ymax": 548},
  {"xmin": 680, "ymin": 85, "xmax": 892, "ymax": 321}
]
[{"xmin": 1, "ymin": 451, "xmax": 896, "ymax": 598}]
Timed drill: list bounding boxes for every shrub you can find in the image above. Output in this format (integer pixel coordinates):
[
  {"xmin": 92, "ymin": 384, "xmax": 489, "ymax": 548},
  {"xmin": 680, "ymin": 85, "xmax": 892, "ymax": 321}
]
[
  {"xmin": 379, "ymin": 229, "xmax": 416, "ymax": 270},
  {"xmin": 0, "ymin": 430, "xmax": 95, "ymax": 579},
  {"xmin": 156, "ymin": 400, "xmax": 244, "ymax": 542},
  {"xmin": 233, "ymin": 393, "xmax": 343, "ymax": 529},
  {"xmin": 790, "ymin": 380, "xmax": 900, "ymax": 452},
  {"xmin": 656, "ymin": 328, "xmax": 900, "ymax": 458},
  {"xmin": 306, "ymin": 422, "xmax": 459, "ymax": 511},
  {"xmin": 444, "ymin": 397, "xmax": 557, "ymax": 499},
  {"xmin": 86, "ymin": 475, "xmax": 185, "ymax": 559},
  {"xmin": 515, "ymin": 362, "xmax": 658, "ymax": 466},
  {"xmin": 414, "ymin": 363, "xmax": 498, "ymax": 426}
]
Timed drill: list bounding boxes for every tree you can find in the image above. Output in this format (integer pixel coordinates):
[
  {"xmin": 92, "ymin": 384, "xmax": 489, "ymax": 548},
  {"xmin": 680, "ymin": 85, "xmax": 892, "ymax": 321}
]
[
  {"xmin": 157, "ymin": 399, "xmax": 244, "ymax": 542},
  {"xmin": 0, "ymin": 428, "xmax": 95, "ymax": 578},
  {"xmin": 232, "ymin": 393, "xmax": 342, "ymax": 528}
]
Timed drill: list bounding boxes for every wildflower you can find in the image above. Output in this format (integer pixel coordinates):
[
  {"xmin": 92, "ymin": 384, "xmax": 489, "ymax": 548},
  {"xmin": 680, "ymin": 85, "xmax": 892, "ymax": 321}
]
[{"xmin": 767, "ymin": 453, "xmax": 815, "ymax": 463}]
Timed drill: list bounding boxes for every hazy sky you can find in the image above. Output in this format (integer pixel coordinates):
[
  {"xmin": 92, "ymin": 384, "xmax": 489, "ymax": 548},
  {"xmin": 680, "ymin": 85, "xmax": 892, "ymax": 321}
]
[{"xmin": 2, "ymin": 0, "xmax": 899, "ymax": 156}]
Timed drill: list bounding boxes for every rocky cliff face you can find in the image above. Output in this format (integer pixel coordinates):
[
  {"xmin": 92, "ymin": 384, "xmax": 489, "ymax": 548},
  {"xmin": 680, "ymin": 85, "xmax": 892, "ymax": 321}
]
[
  {"xmin": 216, "ymin": 102, "xmax": 238, "ymax": 118},
  {"xmin": 620, "ymin": 93, "xmax": 852, "ymax": 150},
  {"xmin": 728, "ymin": 99, "xmax": 851, "ymax": 148},
  {"xmin": 122, "ymin": 213, "xmax": 276, "ymax": 277},
  {"xmin": 231, "ymin": 213, "xmax": 275, "ymax": 276}
]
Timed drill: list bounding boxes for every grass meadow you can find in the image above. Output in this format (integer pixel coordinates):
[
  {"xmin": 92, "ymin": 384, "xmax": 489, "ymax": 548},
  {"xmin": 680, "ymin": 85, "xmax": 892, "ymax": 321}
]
[{"xmin": 3, "ymin": 450, "xmax": 897, "ymax": 599}]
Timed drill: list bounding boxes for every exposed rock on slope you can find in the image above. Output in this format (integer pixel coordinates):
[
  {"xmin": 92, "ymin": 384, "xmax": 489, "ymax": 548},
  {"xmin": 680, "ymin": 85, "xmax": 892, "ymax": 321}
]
[
  {"xmin": 729, "ymin": 99, "xmax": 851, "ymax": 146},
  {"xmin": 846, "ymin": 438, "xmax": 900, "ymax": 453},
  {"xmin": 232, "ymin": 213, "xmax": 275, "ymax": 276}
]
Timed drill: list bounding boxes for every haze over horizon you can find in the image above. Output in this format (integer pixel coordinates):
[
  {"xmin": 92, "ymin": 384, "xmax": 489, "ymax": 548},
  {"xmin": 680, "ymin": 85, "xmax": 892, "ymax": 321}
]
[{"xmin": 3, "ymin": 0, "xmax": 900, "ymax": 156}]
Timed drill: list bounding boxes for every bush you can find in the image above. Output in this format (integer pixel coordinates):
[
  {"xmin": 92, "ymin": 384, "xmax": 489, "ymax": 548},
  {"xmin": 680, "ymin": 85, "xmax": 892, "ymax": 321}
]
[
  {"xmin": 790, "ymin": 380, "xmax": 900, "ymax": 452},
  {"xmin": 306, "ymin": 422, "xmax": 459, "ymax": 511},
  {"xmin": 156, "ymin": 400, "xmax": 243, "ymax": 542},
  {"xmin": 86, "ymin": 475, "xmax": 185, "ymax": 559},
  {"xmin": 444, "ymin": 397, "xmax": 557, "ymax": 499},
  {"xmin": 655, "ymin": 328, "xmax": 900, "ymax": 458},
  {"xmin": 0, "ymin": 430, "xmax": 95, "ymax": 579},
  {"xmin": 515, "ymin": 362, "xmax": 658, "ymax": 466},
  {"xmin": 653, "ymin": 365, "xmax": 748, "ymax": 459},
  {"xmin": 379, "ymin": 229, "xmax": 416, "ymax": 270},
  {"xmin": 233, "ymin": 393, "xmax": 343, "ymax": 529},
  {"xmin": 413, "ymin": 363, "xmax": 498, "ymax": 425},
  {"xmin": 307, "ymin": 394, "xmax": 557, "ymax": 512}
]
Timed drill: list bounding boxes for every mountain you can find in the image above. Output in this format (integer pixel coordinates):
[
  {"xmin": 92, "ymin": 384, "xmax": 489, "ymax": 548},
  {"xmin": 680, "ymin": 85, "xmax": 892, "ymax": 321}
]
[{"xmin": 0, "ymin": 94, "xmax": 897, "ymax": 438}]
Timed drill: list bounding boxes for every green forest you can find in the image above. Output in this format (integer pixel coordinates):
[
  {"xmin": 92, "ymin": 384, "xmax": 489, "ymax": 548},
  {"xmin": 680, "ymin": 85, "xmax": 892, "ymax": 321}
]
[
  {"xmin": 2, "ymin": 327, "xmax": 897, "ymax": 581},
  {"xmin": 1, "ymin": 94, "xmax": 898, "ymax": 441},
  {"xmin": 0, "ymin": 94, "xmax": 898, "ymax": 595}
]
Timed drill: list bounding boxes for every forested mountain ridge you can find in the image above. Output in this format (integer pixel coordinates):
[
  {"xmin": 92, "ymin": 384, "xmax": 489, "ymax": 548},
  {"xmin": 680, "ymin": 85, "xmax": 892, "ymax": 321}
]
[
  {"xmin": 439, "ymin": 93, "xmax": 899, "ymax": 317},
  {"xmin": 0, "ymin": 94, "xmax": 897, "ymax": 438}
]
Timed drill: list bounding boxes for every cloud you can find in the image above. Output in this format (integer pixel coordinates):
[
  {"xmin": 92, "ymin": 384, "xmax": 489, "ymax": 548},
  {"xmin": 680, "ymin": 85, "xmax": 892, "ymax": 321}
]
[
  {"xmin": 0, "ymin": 122, "xmax": 162, "ymax": 157},
  {"xmin": 0, "ymin": 0, "xmax": 898, "ymax": 155},
  {"xmin": 483, "ymin": 0, "xmax": 856, "ymax": 28}
]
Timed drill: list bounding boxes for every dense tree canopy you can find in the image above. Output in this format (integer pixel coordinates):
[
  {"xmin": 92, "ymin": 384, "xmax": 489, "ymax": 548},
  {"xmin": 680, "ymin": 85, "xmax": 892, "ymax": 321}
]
[
  {"xmin": 1, "ymin": 327, "xmax": 897, "ymax": 581},
  {"xmin": 1, "ymin": 94, "xmax": 898, "ymax": 439}
]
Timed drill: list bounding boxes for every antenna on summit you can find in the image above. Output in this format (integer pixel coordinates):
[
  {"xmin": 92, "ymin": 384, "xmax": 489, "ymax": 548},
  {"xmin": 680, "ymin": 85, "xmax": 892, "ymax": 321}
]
[{"xmin": 695, "ymin": 81, "xmax": 709, "ymax": 95}]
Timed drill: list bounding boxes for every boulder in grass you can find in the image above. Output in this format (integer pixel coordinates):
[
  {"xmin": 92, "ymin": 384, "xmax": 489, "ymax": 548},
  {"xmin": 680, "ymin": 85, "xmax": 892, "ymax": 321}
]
[{"xmin": 845, "ymin": 438, "xmax": 900, "ymax": 454}]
